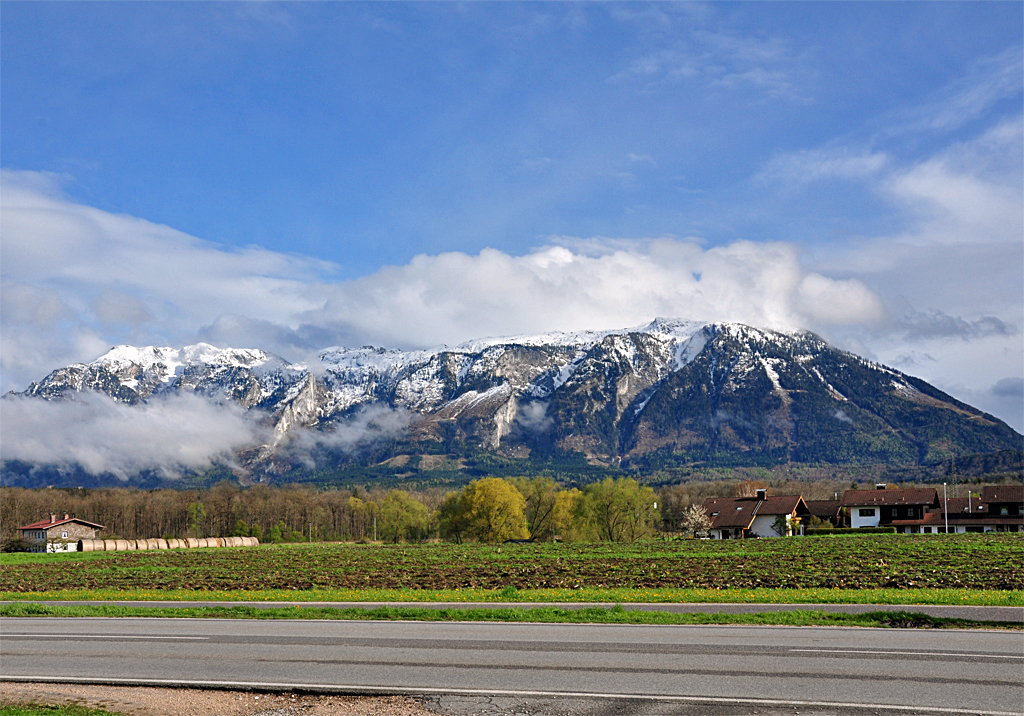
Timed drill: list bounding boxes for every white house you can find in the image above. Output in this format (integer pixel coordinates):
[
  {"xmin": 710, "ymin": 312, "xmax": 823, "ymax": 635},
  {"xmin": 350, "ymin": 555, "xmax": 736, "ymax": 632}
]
[{"xmin": 702, "ymin": 490, "xmax": 810, "ymax": 539}]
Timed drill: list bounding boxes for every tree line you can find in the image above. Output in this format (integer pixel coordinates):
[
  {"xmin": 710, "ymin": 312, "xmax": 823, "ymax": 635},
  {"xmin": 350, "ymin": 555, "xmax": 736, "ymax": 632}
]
[{"xmin": 1, "ymin": 476, "xmax": 858, "ymax": 549}]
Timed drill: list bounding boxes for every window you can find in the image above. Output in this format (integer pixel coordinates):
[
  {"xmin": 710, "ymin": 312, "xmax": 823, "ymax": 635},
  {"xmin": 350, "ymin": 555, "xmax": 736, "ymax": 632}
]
[
  {"xmin": 61, "ymin": 531, "xmax": 68, "ymax": 538},
  {"xmin": 858, "ymin": 508, "xmax": 875, "ymax": 517}
]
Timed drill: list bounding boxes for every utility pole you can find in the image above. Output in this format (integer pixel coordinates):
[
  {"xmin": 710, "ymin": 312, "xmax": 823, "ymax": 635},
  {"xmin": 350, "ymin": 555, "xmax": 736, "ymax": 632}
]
[{"xmin": 943, "ymin": 483, "xmax": 948, "ymax": 535}]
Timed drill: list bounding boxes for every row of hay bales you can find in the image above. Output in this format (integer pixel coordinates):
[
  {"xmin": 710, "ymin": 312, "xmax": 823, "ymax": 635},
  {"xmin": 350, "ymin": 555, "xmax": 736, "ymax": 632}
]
[{"xmin": 77, "ymin": 536, "xmax": 259, "ymax": 552}]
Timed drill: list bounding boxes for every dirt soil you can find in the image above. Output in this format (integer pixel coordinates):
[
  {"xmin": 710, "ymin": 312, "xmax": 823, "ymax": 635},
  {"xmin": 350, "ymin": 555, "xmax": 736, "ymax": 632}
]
[{"xmin": 0, "ymin": 682, "xmax": 438, "ymax": 716}]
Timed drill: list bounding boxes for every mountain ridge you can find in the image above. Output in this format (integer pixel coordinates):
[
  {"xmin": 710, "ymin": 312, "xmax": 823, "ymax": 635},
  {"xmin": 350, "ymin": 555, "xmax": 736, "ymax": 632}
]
[{"xmin": 6, "ymin": 319, "xmax": 1021, "ymax": 485}]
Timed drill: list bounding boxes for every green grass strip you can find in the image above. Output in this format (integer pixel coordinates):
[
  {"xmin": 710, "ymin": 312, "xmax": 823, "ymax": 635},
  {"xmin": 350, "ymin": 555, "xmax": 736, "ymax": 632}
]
[
  {"xmin": 2, "ymin": 602, "xmax": 1019, "ymax": 630},
  {"xmin": 1, "ymin": 706, "xmax": 125, "ymax": 716},
  {"xmin": 2, "ymin": 586, "xmax": 1019, "ymax": 606}
]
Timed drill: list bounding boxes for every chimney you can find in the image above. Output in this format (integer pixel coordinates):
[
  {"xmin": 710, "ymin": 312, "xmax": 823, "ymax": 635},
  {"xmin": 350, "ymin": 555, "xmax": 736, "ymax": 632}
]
[
  {"xmin": 49, "ymin": 513, "xmax": 56, "ymax": 523},
  {"xmin": 755, "ymin": 489, "xmax": 767, "ymax": 500},
  {"xmin": 875, "ymin": 483, "xmax": 887, "ymax": 490},
  {"xmin": 64, "ymin": 513, "xmax": 70, "ymax": 520}
]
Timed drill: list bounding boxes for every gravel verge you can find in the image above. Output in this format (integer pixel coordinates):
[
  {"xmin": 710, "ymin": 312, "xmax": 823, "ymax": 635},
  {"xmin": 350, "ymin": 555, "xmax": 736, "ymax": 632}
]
[{"xmin": 0, "ymin": 682, "xmax": 438, "ymax": 716}]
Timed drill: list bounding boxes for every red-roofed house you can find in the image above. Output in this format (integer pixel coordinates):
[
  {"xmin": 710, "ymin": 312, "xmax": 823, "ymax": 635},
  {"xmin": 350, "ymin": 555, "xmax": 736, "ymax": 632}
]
[
  {"xmin": 702, "ymin": 489, "xmax": 810, "ymax": 539},
  {"xmin": 18, "ymin": 513, "xmax": 105, "ymax": 553}
]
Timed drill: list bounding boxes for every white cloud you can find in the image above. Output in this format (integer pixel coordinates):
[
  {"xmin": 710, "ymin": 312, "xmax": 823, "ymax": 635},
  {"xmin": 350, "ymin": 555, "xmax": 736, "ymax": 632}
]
[
  {"xmin": 1, "ymin": 170, "xmax": 891, "ymax": 395},
  {"xmin": 891, "ymin": 45, "xmax": 1023, "ymax": 135},
  {"xmin": 0, "ymin": 392, "xmax": 267, "ymax": 479},
  {"xmin": 759, "ymin": 147, "xmax": 888, "ymax": 186},
  {"xmin": 885, "ymin": 118, "xmax": 1023, "ymax": 246},
  {"xmin": 285, "ymin": 239, "xmax": 884, "ymax": 353}
]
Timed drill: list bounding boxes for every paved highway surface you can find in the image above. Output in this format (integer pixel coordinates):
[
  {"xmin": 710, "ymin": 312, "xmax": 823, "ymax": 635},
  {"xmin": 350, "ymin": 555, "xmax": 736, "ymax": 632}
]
[{"xmin": 2, "ymin": 618, "xmax": 1022, "ymax": 715}]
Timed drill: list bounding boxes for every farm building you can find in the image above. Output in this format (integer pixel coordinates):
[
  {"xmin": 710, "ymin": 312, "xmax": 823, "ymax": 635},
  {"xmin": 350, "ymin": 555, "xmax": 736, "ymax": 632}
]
[{"xmin": 18, "ymin": 513, "xmax": 105, "ymax": 553}]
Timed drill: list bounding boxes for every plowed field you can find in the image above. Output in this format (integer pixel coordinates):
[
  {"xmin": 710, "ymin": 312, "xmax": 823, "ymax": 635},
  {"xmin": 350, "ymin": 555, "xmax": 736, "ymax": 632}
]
[{"xmin": 2, "ymin": 534, "xmax": 1020, "ymax": 593}]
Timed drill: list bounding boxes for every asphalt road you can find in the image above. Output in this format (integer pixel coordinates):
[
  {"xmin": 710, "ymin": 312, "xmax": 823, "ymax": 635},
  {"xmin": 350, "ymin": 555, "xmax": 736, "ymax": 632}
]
[{"xmin": 2, "ymin": 618, "xmax": 1022, "ymax": 715}]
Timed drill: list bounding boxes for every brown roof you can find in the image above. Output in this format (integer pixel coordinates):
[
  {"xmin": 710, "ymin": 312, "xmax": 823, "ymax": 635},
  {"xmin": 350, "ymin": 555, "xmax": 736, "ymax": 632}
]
[
  {"xmin": 981, "ymin": 485, "xmax": 1023, "ymax": 504},
  {"xmin": 938, "ymin": 497, "xmax": 987, "ymax": 515},
  {"xmin": 841, "ymin": 488, "xmax": 939, "ymax": 508},
  {"xmin": 18, "ymin": 516, "xmax": 105, "ymax": 531},
  {"xmin": 805, "ymin": 500, "xmax": 841, "ymax": 519},
  {"xmin": 702, "ymin": 497, "xmax": 759, "ymax": 529},
  {"xmin": 701, "ymin": 495, "xmax": 807, "ymax": 529},
  {"xmin": 756, "ymin": 495, "xmax": 809, "ymax": 516}
]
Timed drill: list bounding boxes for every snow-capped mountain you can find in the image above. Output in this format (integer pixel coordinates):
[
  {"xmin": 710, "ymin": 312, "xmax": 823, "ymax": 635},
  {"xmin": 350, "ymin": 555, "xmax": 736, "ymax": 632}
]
[{"xmin": 9, "ymin": 319, "xmax": 1022, "ymax": 475}]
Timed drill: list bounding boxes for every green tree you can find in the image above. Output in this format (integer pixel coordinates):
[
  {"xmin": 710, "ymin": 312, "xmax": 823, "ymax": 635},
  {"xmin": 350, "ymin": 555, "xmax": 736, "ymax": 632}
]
[
  {"xmin": 269, "ymin": 520, "xmax": 289, "ymax": 543},
  {"xmin": 230, "ymin": 519, "xmax": 250, "ymax": 537},
  {"xmin": 436, "ymin": 491, "xmax": 469, "ymax": 544},
  {"xmin": 187, "ymin": 501, "xmax": 206, "ymax": 539},
  {"xmin": 509, "ymin": 476, "xmax": 561, "ymax": 541},
  {"xmin": 250, "ymin": 523, "xmax": 264, "ymax": 541},
  {"xmin": 552, "ymin": 488, "xmax": 589, "ymax": 542},
  {"xmin": 771, "ymin": 514, "xmax": 791, "ymax": 537},
  {"xmin": 348, "ymin": 496, "xmax": 378, "ymax": 540},
  {"xmin": 378, "ymin": 490, "xmax": 430, "ymax": 543},
  {"xmin": 461, "ymin": 478, "xmax": 529, "ymax": 543},
  {"xmin": 582, "ymin": 477, "xmax": 657, "ymax": 542}
]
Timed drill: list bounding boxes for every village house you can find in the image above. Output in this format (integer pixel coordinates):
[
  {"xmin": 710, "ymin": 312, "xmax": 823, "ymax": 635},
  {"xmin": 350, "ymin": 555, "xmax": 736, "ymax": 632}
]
[
  {"xmin": 17, "ymin": 513, "xmax": 105, "ymax": 553},
  {"xmin": 805, "ymin": 499, "xmax": 844, "ymax": 528},
  {"xmin": 702, "ymin": 489, "xmax": 810, "ymax": 539},
  {"xmin": 980, "ymin": 484, "xmax": 1023, "ymax": 530},
  {"xmin": 840, "ymin": 485, "xmax": 940, "ymax": 531},
  {"xmin": 922, "ymin": 485, "xmax": 1024, "ymax": 533},
  {"xmin": 839, "ymin": 483, "xmax": 1023, "ymax": 534}
]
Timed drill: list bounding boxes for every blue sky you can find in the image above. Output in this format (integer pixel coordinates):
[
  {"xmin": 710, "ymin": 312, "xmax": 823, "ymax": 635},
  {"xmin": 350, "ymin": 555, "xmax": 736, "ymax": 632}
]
[{"xmin": 2, "ymin": 2, "xmax": 1022, "ymax": 430}]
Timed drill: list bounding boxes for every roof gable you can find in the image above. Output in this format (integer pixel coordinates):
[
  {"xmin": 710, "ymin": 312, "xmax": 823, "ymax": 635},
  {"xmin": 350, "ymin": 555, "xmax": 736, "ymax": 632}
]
[{"xmin": 18, "ymin": 517, "xmax": 105, "ymax": 531}]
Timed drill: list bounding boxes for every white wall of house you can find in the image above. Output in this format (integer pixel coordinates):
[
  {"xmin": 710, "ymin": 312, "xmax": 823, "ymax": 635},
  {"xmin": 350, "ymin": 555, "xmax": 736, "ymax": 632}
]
[
  {"xmin": 750, "ymin": 514, "xmax": 790, "ymax": 537},
  {"xmin": 850, "ymin": 507, "xmax": 880, "ymax": 528}
]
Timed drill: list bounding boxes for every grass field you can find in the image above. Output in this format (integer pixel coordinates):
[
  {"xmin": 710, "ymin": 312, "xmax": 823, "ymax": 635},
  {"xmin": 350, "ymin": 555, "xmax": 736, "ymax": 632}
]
[
  {"xmin": 2, "ymin": 602, "xmax": 1018, "ymax": 630},
  {"xmin": 2, "ymin": 534, "xmax": 1020, "ymax": 605}
]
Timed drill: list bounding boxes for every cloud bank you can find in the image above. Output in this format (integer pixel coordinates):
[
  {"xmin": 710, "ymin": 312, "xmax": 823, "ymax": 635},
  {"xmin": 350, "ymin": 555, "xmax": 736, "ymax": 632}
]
[
  {"xmin": 0, "ymin": 392, "xmax": 266, "ymax": 479},
  {"xmin": 1, "ymin": 169, "xmax": 882, "ymax": 386}
]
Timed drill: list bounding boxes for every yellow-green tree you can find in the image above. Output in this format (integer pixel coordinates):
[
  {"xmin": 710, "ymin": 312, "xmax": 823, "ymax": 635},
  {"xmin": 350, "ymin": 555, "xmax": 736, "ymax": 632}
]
[
  {"xmin": 377, "ymin": 490, "xmax": 430, "ymax": 543},
  {"xmin": 461, "ymin": 477, "xmax": 529, "ymax": 543},
  {"xmin": 581, "ymin": 477, "xmax": 657, "ymax": 542},
  {"xmin": 436, "ymin": 491, "xmax": 470, "ymax": 544},
  {"xmin": 509, "ymin": 476, "xmax": 561, "ymax": 541},
  {"xmin": 552, "ymin": 487, "xmax": 590, "ymax": 542}
]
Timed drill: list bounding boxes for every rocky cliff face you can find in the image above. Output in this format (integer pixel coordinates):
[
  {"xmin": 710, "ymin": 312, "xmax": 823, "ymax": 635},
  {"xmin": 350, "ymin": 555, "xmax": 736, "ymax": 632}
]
[{"xmin": 11, "ymin": 319, "xmax": 1021, "ymax": 470}]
